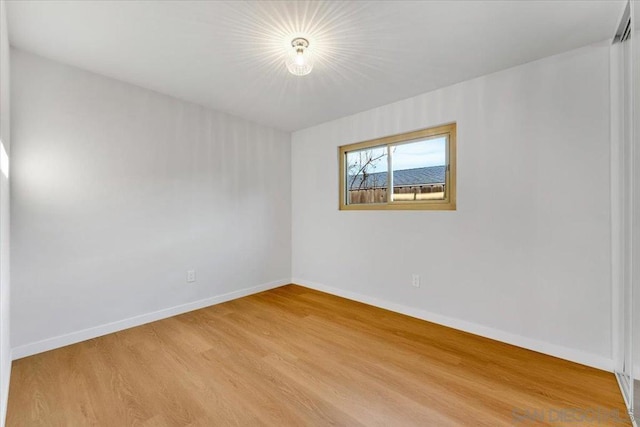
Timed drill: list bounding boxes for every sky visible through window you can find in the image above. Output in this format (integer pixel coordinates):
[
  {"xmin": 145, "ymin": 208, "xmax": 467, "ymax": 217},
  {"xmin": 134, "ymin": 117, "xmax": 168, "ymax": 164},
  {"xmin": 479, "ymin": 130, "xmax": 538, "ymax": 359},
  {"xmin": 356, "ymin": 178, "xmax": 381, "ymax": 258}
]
[{"xmin": 361, "ymin": 136, "xmax": 446, "ymax": 173}]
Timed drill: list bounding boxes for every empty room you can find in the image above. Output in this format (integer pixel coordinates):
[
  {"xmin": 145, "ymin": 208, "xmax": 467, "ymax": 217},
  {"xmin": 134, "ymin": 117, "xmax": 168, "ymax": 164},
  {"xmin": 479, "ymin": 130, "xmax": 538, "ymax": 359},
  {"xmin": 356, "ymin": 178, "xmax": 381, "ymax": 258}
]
[{"xmin": 0, "ymin": 0, "xmax": 639, "ymax": 425}]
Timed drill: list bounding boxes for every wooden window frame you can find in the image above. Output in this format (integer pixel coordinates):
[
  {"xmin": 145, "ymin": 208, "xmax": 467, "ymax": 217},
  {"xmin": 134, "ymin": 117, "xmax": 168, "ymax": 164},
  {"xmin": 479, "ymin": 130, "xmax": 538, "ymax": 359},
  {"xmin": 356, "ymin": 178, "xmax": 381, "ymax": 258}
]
[{"xmin": 339, "ymin": 123, "xmax": 456, "ymax": 211}]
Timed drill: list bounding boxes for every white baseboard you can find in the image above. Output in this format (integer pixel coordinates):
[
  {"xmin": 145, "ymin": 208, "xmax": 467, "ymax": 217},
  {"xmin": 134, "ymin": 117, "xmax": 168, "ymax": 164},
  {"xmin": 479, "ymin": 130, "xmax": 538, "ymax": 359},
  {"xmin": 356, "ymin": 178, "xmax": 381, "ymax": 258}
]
[
  {"xmin": 12, "ymin": 279, "xmax": 290, "ymax": 360},
  {"xmin": 293, "ymin": 278, "xmax": 614, "ymax": 372},
  {"xmin": 10, "ymin": 277, "xmax": 621, "ymax": 373}
]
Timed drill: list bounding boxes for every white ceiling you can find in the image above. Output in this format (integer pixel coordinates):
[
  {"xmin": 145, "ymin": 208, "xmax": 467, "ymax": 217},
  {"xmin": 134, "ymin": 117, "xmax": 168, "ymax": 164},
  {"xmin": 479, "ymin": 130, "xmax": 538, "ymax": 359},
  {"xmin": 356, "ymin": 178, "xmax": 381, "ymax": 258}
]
[{"xmin": 6, "ymin": 0, "xmax": 625, "ymax": 132}]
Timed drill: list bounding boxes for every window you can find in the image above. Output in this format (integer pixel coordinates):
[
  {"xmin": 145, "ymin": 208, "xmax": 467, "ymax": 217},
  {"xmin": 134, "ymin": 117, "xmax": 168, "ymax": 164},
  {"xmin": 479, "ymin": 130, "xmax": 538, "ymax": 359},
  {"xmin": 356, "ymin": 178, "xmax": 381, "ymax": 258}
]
[{"xmin": 339, "ymin": 123, "xmax": 456, "ymax": 210}]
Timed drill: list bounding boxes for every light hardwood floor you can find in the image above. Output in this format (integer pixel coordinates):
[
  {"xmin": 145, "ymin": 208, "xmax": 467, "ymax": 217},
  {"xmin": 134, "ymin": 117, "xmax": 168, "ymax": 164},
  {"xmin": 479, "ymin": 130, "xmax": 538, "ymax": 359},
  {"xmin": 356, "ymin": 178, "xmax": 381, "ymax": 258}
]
[{"xmin": 7, "ymin": 285, "xmax": 630, "ymax": 426}]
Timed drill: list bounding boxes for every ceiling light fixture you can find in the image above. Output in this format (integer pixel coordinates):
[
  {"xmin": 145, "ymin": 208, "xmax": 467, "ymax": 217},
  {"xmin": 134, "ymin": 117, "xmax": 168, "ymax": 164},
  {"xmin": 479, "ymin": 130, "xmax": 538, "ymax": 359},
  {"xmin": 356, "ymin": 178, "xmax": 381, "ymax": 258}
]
[{"xmin": 286, "ymin": 37, "xmax": 313, "ymax": 76}]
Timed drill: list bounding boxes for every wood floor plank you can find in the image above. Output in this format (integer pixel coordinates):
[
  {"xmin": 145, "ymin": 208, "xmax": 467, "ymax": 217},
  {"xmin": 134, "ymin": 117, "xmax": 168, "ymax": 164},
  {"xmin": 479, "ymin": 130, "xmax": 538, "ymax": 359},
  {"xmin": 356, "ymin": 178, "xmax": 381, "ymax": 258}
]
[{"xmin": 7, "ymin": 285, "xmax": 630, "ymax": 426}]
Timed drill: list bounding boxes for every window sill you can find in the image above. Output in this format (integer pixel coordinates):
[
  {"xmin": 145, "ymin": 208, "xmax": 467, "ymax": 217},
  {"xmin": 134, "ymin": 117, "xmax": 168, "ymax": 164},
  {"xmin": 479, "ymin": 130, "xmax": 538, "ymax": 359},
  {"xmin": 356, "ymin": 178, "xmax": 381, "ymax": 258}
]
[{"xmin": 339, "ymin": 201, "xmax": 456, "ymax": 211}]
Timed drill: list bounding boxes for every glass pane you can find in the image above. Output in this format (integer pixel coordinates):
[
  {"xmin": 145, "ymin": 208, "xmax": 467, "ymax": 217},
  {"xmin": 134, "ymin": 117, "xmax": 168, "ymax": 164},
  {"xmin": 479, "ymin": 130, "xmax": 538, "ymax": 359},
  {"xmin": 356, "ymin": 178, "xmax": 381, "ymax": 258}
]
[
  {"xmin": 391, "ymin": 136, "xmax": 447, "ymax": 202},
  {"xmin": 345, "ymin": 146, "xmax": 388, "ymax": 204}
]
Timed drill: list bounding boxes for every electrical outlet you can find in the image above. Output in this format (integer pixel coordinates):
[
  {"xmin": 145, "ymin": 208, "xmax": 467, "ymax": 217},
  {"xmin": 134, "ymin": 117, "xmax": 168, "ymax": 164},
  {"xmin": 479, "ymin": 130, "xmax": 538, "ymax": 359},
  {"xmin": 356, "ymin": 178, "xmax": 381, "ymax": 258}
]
[
  {"xmin": 411, "ymin": 274, "xmax": 420, "ymax": 288},
  {"xmin": 187, "ymin": 270, "xmax": 196, "ymax": 283}
]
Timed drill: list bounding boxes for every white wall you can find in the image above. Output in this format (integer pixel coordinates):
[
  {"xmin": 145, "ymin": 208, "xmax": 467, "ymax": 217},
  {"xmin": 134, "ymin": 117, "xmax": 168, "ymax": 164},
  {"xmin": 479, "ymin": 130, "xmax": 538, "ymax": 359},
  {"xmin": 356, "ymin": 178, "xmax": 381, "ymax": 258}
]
[
  {"xmin": 0, "ymin": 0, "xmax": 10, "ymax": 424},
  {"xmin": 292, "ymin": 42, "xmax": 613, "ymax": 370},
  {"xmin": 10, "ymin": 50, "xmax": 291, "ymax": 355}
]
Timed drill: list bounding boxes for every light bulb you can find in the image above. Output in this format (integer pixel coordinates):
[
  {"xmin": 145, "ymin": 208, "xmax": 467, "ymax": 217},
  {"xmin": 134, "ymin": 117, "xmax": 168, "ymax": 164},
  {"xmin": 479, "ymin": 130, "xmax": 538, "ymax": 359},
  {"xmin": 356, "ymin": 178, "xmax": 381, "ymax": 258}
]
[{"xmin": 286, "ymin": 37, "xmax": 313, "ymax": 76}]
